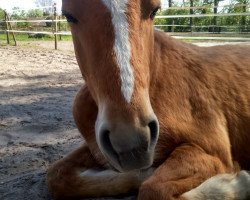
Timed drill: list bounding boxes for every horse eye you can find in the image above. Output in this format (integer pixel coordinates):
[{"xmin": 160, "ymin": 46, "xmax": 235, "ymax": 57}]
[
  {"xmin": 150, "ymin": 6, "xmax": 160, "ymax": 20},
  {"xmin": 62, "ymin": 12, "xmax": 78, "ymax": 23}
]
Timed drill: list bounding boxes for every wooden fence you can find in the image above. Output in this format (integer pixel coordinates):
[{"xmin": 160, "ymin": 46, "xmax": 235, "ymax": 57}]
[
  {"xmin": 0, "ymin": 3, "xmax": 250, "ymax": 50},
  {"xmin": 0, "ymin": 3, "xmax": 70, "ymax": 49}
]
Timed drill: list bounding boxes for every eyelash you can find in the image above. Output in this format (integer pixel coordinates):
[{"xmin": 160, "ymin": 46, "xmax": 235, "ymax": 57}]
[
  {"xmin": 62, "ymin": 6, "xmax": 160, "ymax": 23},
  {"xmin": 63, "ymin": 13, "xmax": 78, "ymax": 24},
  {"xmin": 150, "ymin": 7, "xmax": 160, "ymax": 19}
]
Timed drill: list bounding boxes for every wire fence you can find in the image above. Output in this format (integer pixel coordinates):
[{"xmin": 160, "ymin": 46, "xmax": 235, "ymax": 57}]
[
  {"xmin": 0, "ymin": 2, "xmax": 250, "ymax": 49},
  {"xmin": 155, "ymin": 2, "xmax": 250, "ymax": 40}
]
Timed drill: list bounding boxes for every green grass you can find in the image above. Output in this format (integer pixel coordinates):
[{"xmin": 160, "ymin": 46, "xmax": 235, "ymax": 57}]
[{"xmin": 0, "ymin": 33, "xmax": 72, "ymax": 42}]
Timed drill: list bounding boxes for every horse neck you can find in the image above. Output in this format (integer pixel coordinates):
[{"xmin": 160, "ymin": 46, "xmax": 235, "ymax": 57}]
[{"xmin": 149, "ymin": 30, "xmax": 202, "ymax": 99}]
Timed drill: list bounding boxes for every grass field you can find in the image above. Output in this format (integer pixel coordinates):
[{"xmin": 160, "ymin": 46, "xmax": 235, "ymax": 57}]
[
  {"xmin": 0, "ymin": 33, "xmax": 72, "ymax": 42},
  {"xmin": 1, "ymin": 32, "xmax": 250, "ymax": 45}
]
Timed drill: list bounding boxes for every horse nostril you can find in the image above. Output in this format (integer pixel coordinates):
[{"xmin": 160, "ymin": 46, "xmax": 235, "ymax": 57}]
[
  {"xmin": 100, "ymin": 129, "xmax": 112, "ymax": 151},
  {"xmin": 148, "ymin": 119, "xmax": 159, "ymax": 146},
  {"xmin": 99, "ymin": 128, "xmax": 119, "ymax": 162}
]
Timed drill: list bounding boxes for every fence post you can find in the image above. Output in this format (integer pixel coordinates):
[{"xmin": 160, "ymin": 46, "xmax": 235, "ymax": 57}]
[
  {"xmin": 4, "ymin": 10, "xmax": 10, "ymax": 44},
  {"xmin": 54, "ymin": 3, "xmax": 58, "ymax": 50},
  {"xmin": 6, "ymin": 12, "xmax": 17, "ymax": 46},
  {"xmin": 58, "ymin": 16, "xmax": 62, "ymax": 41}
]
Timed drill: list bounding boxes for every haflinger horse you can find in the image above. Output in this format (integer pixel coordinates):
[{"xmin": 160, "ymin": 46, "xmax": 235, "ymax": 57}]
[{"xmin": 47, "ymin": 0, "xmax": 250, "ymax": 199}]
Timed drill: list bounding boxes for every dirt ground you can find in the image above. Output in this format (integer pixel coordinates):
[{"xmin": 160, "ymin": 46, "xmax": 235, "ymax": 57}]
[
  {"xmin": 0, "ymin": 40, "xmax": 250, "ymax": 200},
  {"xmin": 0, "ymin": 43, "xmax": 83, "ymax": 200}
]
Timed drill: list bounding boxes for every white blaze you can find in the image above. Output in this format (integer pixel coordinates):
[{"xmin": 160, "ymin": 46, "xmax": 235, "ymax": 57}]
[{"xmin": 101, "ymin": 0, "xmax": 134, "ymax": 103}]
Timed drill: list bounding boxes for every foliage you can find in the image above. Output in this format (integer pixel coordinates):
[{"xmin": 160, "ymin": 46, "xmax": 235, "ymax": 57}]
[
  {"xmin": 35, "ymin": 0, "xmax": 53, "ymax": 7},
  {"xmin": 219, "ymin": 0, "xmax": 250, "ymax": 31},
  {"xmin": 0, "ymin": 7, "xmax": 5, "ymax": 20},
  {"xmin": 45, "ymin": 16, "xmax": 53, "ymax": 27},
  {"xmin": 11, "ymin": 7, "xmax": 29, "ymax": 28},
  {"xmin": 27, "ymin": 9, "xmax": 43, "ymax": 18},
  {"xmin": 155, "ymin": 0, "xmax": 250, "ymax": 33},
  {"xmin": 11, "ymin": 7, "xmax": 26, "ymax": 19},
  {"xmin": 35, "ymin": 0, "xmax": 53, "ymax": 15},
  {"xmin": 10, "ymin": 7, "xmax": 50, "ymax": 29},
  {"xmin": 11, "ymin": 7, "xmax": 43, "ymax": 19},
  {"xmin": 0, "ymin": 8, "xmax": 5, "ymax": 30}
]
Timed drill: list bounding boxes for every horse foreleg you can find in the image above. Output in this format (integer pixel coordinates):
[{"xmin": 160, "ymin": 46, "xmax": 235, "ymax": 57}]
[
  {"xmin": 182, "ymin": 170, "xmax": 250, "ymax": 200},
  {"xmin": 138, "ymin": 143, "xmax": 229, "ymax": 200},
  {"xmin": 47, "ymin": 144, "xmax": 149, "ymax": 199}
]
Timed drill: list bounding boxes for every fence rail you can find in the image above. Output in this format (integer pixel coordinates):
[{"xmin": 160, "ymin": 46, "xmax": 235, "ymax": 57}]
[
  {"xmin": 173, "ymin": 36, "xmax": 250, "ymax": 41},
  {"xmin": 162, "ymin": 3, "xmax": 250, "ymax": 10},
  {"xmin": 5, "ymin": 19, "xmax": 58, "ymax": 23},
  {"xmin": 155, "ymin": 12, "xmax": 250, "ymax": 19}
]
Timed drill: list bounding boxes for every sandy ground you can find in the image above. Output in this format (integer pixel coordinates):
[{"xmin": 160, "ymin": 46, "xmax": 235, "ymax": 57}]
[
  {"xmin": 0, "ymin": 40, "xmax": 250, "ymax": 200},
  {"xmin": 0, "ymin": 43, "xmax": 83, "ymax": 200}
]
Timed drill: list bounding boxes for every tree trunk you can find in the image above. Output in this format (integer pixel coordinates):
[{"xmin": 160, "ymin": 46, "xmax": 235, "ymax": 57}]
[
  {"xmin": 190, "ymin": 0, "xmax": 194, "ymax": 32},
  {"xmin": 241, "ymin": 0, "xmax": 247, "ymax": 32},
  {"xmin": 168, "ymin": 0, "xmax": 173, "ymax": 32},
  {"xmin": 212, "ymin": 0, "xmax": 218, "ymax": 32},
  {"xmin": 168, "ymin": 0, "xmax": 172, "ymax": 7}
]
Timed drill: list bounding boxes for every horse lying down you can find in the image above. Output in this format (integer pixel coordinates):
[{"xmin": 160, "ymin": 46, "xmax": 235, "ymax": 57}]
[{"xmin": 47, "ymin": 0, "xmax": 250, "ymax": 199}]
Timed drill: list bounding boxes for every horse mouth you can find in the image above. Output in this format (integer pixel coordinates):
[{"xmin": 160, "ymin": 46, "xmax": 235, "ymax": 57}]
[
  {"xmin": 118, "ymin": 149, "xmax": 154, "ymax": 171},
  {"xmin": 106, "ymin": 150, "xmax": 154, "ymax": 172},
  {"xmin": 96, "ymin": 113, "xmax": 159, "ymax": 172},
  {"xmin": 99, "ymin": 131, "xmax": 154, "ymax": 172}
]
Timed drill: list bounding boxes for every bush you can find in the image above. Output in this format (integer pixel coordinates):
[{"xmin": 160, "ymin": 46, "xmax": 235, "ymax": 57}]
[{"xmin": 45, "ymin": 16, "xmax": 53, "ymax": 27}]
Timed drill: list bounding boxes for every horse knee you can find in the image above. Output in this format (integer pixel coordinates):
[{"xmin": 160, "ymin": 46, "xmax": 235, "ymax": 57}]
[
  {"xmin": 138, "ymin": 182, "xmax": 166, "ymax": 200},
  {"xmin": 47, "ymin": 162, "xmax": 71, "ymax": 200},
  {"xmin": 47, "ymin": 164, "xmax": 60, "ymax": 196},
  {"xmin": 138, "ymin": 181, "xmax": 187, "ymax": 200}
]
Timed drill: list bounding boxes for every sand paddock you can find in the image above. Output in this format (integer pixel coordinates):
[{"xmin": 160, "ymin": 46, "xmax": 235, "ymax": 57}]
[
  {"xmin": 0, "ymin": 41, "xmax": 250, "ymax": 200},
  {"xmin": 0, "ymin": 44, "xmax": 83, "ymax": 200}
]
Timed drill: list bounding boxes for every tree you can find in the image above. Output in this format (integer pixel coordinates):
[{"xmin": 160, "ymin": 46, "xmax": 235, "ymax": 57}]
[
  {"xmin": 235, "ymin": 0, "xmax": 250, "ymax": 32},
  {"xmin": 11, "ymin": 7, "xmax": 26, "ymax": 19},
  {"xmin": 27, "ymin": 9, "xmax": 43, "ymax": 18},
  {"xmin": 35, "ymin": 0, "xmax": 53, "ymax": 7},
  {"xmin": 211, "ymin": 0, "xmax": 224, "ymax": 32},
  {"xmin": 168, "ymin": 0, "xmax": 173, "ymax": 32},
  {"xmin": 0, "ymin": 8, "xmax": 4, "ymax": 19},
  {"xmin": 0, "ymin": 8, "xmax": 5, "ymax": 30},
  {"xmin": 223, "ymin": 0, "xmax": 250, "ymax": 32},
  {"xmin": 10, "ymin": 7, "xmax": 28, "ymax": 28},
  {"xmin": 35, "ymin": 0, "xmax": 53, "ymax": 15},
  {"xmin": 168, "ymin": 0, "xmax": 173, "ymax": 7},
  {"xmin": 190, "ymin": 0, "xmax": 194, "ymax": 32}
]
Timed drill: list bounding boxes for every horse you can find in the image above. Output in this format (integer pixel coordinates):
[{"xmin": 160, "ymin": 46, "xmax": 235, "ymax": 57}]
[{"xmin": 47, "ymin": 0, "xmax": 250, "ymax": 199}]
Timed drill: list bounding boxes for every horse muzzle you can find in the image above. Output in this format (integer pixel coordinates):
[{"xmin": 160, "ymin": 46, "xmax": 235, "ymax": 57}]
[{"xmin": 96, "ymin": 115, "xmax": 159, "ymax": 172}]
